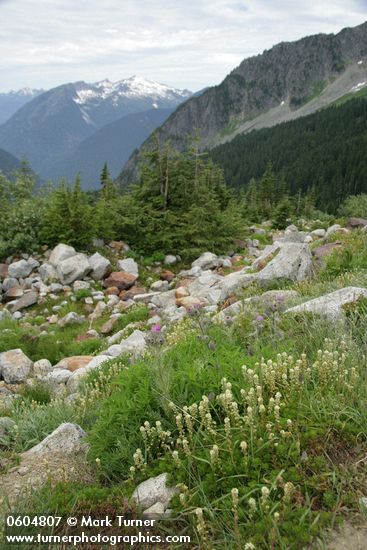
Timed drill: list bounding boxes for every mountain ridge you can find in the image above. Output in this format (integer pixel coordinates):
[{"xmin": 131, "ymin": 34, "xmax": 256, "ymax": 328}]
[{"xmin": 118, "ymin": 20, "xmax": 367, "ymax": 185}]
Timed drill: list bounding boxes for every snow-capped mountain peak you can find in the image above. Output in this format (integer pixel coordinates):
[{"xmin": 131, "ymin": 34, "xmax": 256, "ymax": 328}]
[{"xmin": 73, "ymin": 76, "xmax": 191, "ymax": 106}]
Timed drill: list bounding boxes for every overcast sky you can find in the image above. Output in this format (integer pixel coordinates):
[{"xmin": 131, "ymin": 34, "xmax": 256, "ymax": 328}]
[{"xmin": 0, "ymin": 0, "xmax": 366, "ymax": 93}]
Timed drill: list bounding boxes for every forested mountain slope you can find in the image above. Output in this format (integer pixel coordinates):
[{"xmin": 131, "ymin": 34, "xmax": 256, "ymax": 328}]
[{"xmin": 210, "ymin": 94, "xmax": 367, "ymax": 213}]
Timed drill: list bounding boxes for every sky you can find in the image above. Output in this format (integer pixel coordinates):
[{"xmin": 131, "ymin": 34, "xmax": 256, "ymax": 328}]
[{"xmin": 0, "ymin": 0, "xmax": 366, "ymax": 93}]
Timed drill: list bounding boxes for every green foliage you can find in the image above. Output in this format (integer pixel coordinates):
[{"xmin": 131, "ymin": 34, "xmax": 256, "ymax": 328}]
[
  {"xmin": 20, "ymin": 382, "xmax": 52, "ymax": 405},
  {"xmin": 39, "ymin": 175, "xmax": 94, "ymax": 248},
  {"xmin": 0, "ymin": 162, "xmax": 45, "ymax": 258},
  {"xmin": 273, "ymin": 197, "xmax": 294, "ymax": 229},
  {"xmin": 338, "ymin": 193, "xmax": 367, "ymax": 218},
  {"xmin": 322, "ymin": 231, "xmax": 367, "ymax": 278},
  {"xmin": 0, "ymin": 317, "xmax": 101, "ymax": 364},
  {"xmin": 120, "ymin": 136, "xmax": 243, "ymax": 258}
]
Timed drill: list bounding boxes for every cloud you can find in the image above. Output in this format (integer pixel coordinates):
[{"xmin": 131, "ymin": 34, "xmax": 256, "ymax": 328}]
[{"xmin": 0, "ymin": 0, "xmax": 365, "ymax": 92}]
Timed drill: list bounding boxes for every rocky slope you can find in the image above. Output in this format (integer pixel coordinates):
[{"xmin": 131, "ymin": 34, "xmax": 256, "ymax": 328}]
[
  {"xmin": 0, "ymin": 77, "xmax": 191, "ymax": 180},
  {"xmin": 1, "ymin": 219, "xmax": 367, "ymax": 545},
  {"xmin": 119, "ymin": 21, "xmax": 367, "ymax": 185},
  {"xmin": 0, "ymin": 220, "xmax": 365, "ymax": 397}
]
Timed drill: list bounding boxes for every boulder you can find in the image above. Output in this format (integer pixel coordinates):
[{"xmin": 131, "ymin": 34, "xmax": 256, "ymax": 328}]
[
  {"xmin": 150, "ymin": 290, "xmax": 177, "ymax": 309},
  {"xmin": 103, "ymin": 272, "xmax": 137, "ymax": 290},
  {"xmin": 0, "ymin": 349, "xmax": 33, "ymax": 383},
  {"xmin": 310, "ymin": 228, "xmax": 326, "ymax": 239},
  {"xmin": 192, "ymin": 252, "xmax": 219, "ymax": 270},
  {"xmin": 106, "ymin": 330, "xmax": 146, "ymax": 358},
  {"xmin": 217, "ymin": 271, "xmax": 256, "ymax": 301},
  {"xmin": 132, "ymin": 472, "xmax": 178, "ymax": 511},
  {"xmin": 252, "ymin": 243, "xmax": 281, "ymax": 271},
  {"xmin": 49, "ymin": 244, "xmax": 77, "ymax": 266},
  {"xmin": 57, "ymin": 254, "xmax": 91, "ymax": 284},
  {"xmin": 324, "ymin": 224, "xmax": 346, "ymax": 240},
  {"xmin": 164, "ymin": 255, "xmax": 178, "ymax": 265},
  {"xmin": 346, "ymin": 217, "xmax": 367, "ymax": 230},
  {"xmin": 46, "ymin": 369, "xmax": 72, "ymax": 385},
  {"xmin": 58, "ymin": 312, "xmax": 84, "ymax": 327},
  {"xmin": 4, "ymin": 285, "xmax": 25, "ymax": 301},
  {"xmin": 8, "ymin": 259, "xmax": 32, "ymax": 279},
  {"xmin": 150, "ymin": 280, "xmax": 169, "ymax": 292},
  {"xmin": 117, "ymin": 258, "xmax": 139, "ymax": 278},
  {"xmin": 9, "ymin": 291, "xmax": 38, "ymax": 313},
  {"xmin": 134, "ymin": 292, "xmax": 160, "ymax": 304},
  {"xmin": 160, "ymin": 270, "xmax": 175, "ymax": 282},
  {"xmin": 89, "ymin": 252, "xmax": 111, "ymax": 280},
  {"xmin": 176, "ymin": 296, "xmax": 204, "ymax": 310},
  {"xmin": 24, "ymin": 423, "xmax": 87, "ymax": 455},
  {"xmin": 55, "ymin": 356, "xmax": 94, "ymax": 372},
  {"xmin": 33, "ymin": 359, "xmax": 53, "ymax": 379},
  {"xmin": 313, "ymin": 241, "xmax": 343, "ymax": 261},
  {"xmin": 39, "ymin": 262, "xmax": 58, "ymax": 283},
  {"xmin": 100, "ymin": 318, "xmax": 117, "ymax": 334},
  {"xmin": 257, "ymin": 242, "xmax": 313, "ymax": 285},
  {"xmin": 2, "ymin": 278, "xmax": 20, "ymax": 292},
  {"xmin": 285, "ymin": 287, "xmax": 367, "ymax": 321}
]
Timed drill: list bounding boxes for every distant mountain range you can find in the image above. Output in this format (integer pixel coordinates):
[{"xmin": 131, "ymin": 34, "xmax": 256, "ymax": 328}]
[
  {"xmin": 51, "ymin": 107, "xmax": 174, "ymax": 188},
  {"xmin": 0, "ymin": 88, "xmax": 44, "ymax": 125},
  {"xmin": 0, "ymin": 76, "xmax": 192, "ymax": 184},
  {"xmin": 119, "ymin": 21, "xmax": 367, "ymax": 185}
]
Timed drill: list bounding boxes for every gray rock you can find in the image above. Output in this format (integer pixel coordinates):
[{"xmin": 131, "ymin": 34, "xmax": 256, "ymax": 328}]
[
  {"xmin": 285, "ymin": 287, "xmax": 367, "ymax": 321},
  {"xmin": 2, "ymin": 278, "xmax": 19, "ymax": 292},
  {"xmin": 0, "ymin": 349, "xmax": 33, "ymax": 383},
  {"xmin": 143, "ymin": 502, "xmax": 166, "ymax": 518},
  {"xmin": 106, "ymin": 330, "xmax": 146, "ymax": 358},
  {"xmin": 9, "ymin": 291, "xmax": 38, "ymax": 313},
  {"xmin": 217, "ymin": 271, "xmax": 256, "ymax": 301},
  {"xmin": 58, "ymin": 312, "xmax": 84, "ymax": 327},
  {"xmin": 132, "ymin": 472, "xmax": 178, "ymax": 511},
  {"xmin": 184, "ymin": 266, "xmax": 203, "ymax": 278},
  {"xmin": 24, "ymin": 423, "xmax": 88, "ymax": 455},
  {"xmin": 8, "ymin": 260, "xmax": 32, "ymax": 279},
  {"xmin": 89, "ymin": 252, "xmax": 111, "ymax": 280},
  {"xmin": 117, "ymin": 258, "xmax": 139, "ymax": 278},
  {"xmin": 46, "ymin": 369, "xmax": 72, "ymax": 385},
  {"xmin": 49, "ymin": 244, "xmax": 77, "ymax": 266},
  {"xmin": 33, "ymin": 359, "xmax": 53, "ymax": 379},
  {"xmin": 57, "ymin": 254, "xmax": 91, "ymax": 284},
  {"xmin": 164, "ymin": 255, "xmax": 178, "ymax": 265},
  {"xmin": 150, "ymin": 280, "xmax": 169, "ymax": 292},
  {"xmin": 27, "ymin": 258, "xmax": 40, "ymax": 270},
  {"xmin": 73, "ymin": 280, "xmax": 90, "ymax": 292},
  {"xmin": 150, "ymin": 290, "xmax": 177, "ymax": 310},
  {"xmin": 324, "ymin": 224, "xmax": 342, "ymax": 240},
  {"xmin": 39, "ymin": 263, "xmax": 58, "ymax": 283},
  {"xmin": 191, "ymin": 252, "xmax": 219, "ymax": 270},
  {"xmin": 134, "ymin": 292, "xmax": 160, "ymax": 304},
  {"xmin": 257, "ymin": 242, "xmax": 313, "ymax": 285},
  {"xmin": 310, "ymin": 228, "xmax": 326, "ymax": 239}
]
